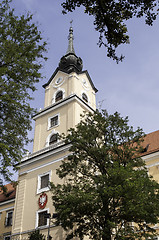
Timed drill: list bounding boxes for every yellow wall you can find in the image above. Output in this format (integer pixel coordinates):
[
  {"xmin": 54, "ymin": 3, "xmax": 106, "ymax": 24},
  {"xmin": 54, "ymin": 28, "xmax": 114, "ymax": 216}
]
[{"xmin": 12, "ymin": 68, "xmax": 97, "ymax": 239}]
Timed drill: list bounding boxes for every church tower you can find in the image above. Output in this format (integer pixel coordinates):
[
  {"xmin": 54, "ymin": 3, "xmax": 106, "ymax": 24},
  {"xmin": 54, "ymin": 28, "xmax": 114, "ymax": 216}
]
[{"xmin": 12, "ymin": 26, "xmax": 97, "ymax": 239}]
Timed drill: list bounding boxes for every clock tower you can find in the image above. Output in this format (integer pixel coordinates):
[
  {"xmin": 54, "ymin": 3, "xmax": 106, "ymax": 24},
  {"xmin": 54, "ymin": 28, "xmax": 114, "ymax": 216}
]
[{"xmin": 12, "ymin": 26, "xmax": 97, "ymax": 239}]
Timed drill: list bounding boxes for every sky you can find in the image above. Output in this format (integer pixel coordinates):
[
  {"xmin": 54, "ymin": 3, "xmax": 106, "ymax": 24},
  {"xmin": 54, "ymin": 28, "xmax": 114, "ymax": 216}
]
[{"xmin": 11, "ymin": 0, "xmax": 159, "ymax": 153}]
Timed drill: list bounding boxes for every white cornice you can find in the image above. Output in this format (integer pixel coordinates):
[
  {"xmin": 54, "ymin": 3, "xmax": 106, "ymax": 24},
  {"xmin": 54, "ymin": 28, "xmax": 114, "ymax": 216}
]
[
  {"xmin": 19, "ymin": 154, "xmax": 70, "ymax": 176},
  {"xmin": 0, "ymin": 199, "xmax": 15, "ymax": 207},
  {"xmin": 11, "ymin": 224, "xmax": 57, "ymax": 237},
  {"xmin": 142, "ymin": 151, "xmax": 159, "ymax": 168},
  {"xmin": 33, "ymin": 94, "xmax": 95, "ymax": 120},
  {"xmin": 19, "ymin": 143, "xmax": 71, "ymax": 169},
  {"xmin": 142, "ymin": 151, "xmax": 159, "ymax": 162}
]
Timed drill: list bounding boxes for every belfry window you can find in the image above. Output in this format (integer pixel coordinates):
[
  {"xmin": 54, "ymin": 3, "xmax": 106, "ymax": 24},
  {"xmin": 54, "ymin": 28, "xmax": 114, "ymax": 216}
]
[
  {"xmin": 82, "ymin": 93, "xmax": 88, "ymax": 103},
  {"xmin": 49, "ymin": 134, "xmax": 58, "ymax": 145},
  {"xmin": 55, "ymin": 91, "xmax": 63, "ymax": 102}
]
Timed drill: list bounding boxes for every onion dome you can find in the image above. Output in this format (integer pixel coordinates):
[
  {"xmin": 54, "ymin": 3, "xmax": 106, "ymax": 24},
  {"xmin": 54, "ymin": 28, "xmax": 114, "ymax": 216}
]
[{"xmin": 59, "ymin": 24, "xmax": 83, "ymax": 74}]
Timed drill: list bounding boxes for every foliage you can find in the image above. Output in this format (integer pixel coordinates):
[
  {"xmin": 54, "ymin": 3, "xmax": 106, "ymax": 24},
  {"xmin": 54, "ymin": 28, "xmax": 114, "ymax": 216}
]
[
  {"xmin": 28, "ymin": 229, "xmax": 45, "ymax": 240},
  {"xmin": 61, "ymin": 0, "xmax": 158, "ymax": 62},
  {"xmin": 0, "ymin": 0, "xmax": 47, "ymax": 182},
  {"xmin": 51, "ymin": 110, "xmax": 159, "ymax": 240}
]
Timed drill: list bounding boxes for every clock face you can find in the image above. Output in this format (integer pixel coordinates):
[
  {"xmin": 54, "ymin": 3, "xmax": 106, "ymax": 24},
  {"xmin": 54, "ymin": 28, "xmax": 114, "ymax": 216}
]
[
  {"xmin": 53, "ymin": 76, "xmax": 65, "ymax": 88},
  {"xmin": 55, "ymin": 77, "xmax": 63, "ymax": 85},
  {"xmin": 82, "ymin": 78, "xmax": 89, "ymax": 90}
]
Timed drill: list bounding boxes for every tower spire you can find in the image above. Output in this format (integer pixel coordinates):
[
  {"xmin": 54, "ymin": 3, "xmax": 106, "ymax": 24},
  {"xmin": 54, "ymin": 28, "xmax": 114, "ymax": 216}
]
[
  {"xmin": 58, "ymin": 22, "xmax": 83, "ymax": 74},
  {"xmin": 66, "ymin": 20, "xmax": 75, "ymax": 54}
]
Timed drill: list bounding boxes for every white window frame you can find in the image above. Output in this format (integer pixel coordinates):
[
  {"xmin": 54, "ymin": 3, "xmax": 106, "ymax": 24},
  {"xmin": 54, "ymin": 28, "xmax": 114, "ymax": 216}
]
[
  {"xmin": 52, "ymin": 88, "xmax": 65, "ymax": 104},
  {"xmin": 37, "ymin": 171, "xmax": 51, "ymax": 194},
  {"xmin": 4, "ymin": 235, "xmax": 11, "ymax": 240},
  {"xmin": 35, "ymin": 208, "xmax": 49, "ymax": 228},
  {"xmin": 45, "ymin": 129, "xmax": 59, "ymax": 148},
  {"xmin": 81, "ymin": 91, "xmax": 89, "ymax": 104},
  {"xmin": 5, "ymin": 210, "xmax": 13, "ymax": 227},
  {"xmin": 48, "ymin": 113, "xmax": 60, "ymax": 130}
]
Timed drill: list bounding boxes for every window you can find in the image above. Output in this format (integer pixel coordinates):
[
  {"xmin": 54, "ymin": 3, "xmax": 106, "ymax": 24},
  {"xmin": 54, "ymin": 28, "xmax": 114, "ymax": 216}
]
[
  {"xmin": 50, "ymin": 115, "xmax": 58, "ymax": 128},
  {"xmin": 82, "ymin": 93, "xmax": 88, "ymax": 103},
  {"xmin": 37, "ymin": 171, "xmax": 51, "ymax": 194},
  {"xmin": 48, "ymin": 114, "xmax": 59, "ymax": 130},
  {"xmin": 5, "ymin": 211, "xmax": 13, "ymax": 226},
  {"xmin": 49, "ymin": 134, "xmax": 58, "ymax": 145},
  {"xmin": 41, "ymin": 174, "xmax": 49, "ymax": 189},
  {"xmin": 38, "ymin": 210, "xmax": 48, "ymax": 227},
  {"xmin": 55, "ymin": 91, "xmax": 63, "ymax": 102},
  {"xmin": 4, "ymin": 236, "xmax": 11, "ymax": 240},
  {"xmin": 36, "ymin": 209, "xmax": 50, "ymax": 228}
]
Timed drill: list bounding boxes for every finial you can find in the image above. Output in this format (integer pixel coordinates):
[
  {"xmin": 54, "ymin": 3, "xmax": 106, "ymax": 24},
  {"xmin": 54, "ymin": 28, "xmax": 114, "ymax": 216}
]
[
  {"xmin": 66, "ymin": 20, "xmax": 75, "ymax": 54},
  {"xmin": 70, "ymin": 20, "xmax": 73, "ymax": 27}
]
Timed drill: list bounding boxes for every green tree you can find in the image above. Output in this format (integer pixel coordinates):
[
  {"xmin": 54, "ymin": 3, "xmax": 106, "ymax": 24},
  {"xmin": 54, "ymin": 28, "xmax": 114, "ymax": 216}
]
[
  {"xmin": 28, "ymin": 229, "xmax": 45, "ymax": 240},
  {"xmin": 61, "ymin": 0, "xmax": 158, "ymax": 62},
  {"xmin": 0, "ymin": 0, "xmax": 47, "ymax": 182},
  {"xmin": 51, "ymin": 110, "xmax": 159, "ymax": 240}
]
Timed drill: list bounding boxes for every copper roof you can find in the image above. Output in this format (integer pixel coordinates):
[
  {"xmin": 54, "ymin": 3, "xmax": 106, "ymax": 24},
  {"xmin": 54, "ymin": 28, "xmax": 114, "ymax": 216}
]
[
  {"xmin": 0, "ymin": 183, "xmax": 16, "ymax": 203},
  {"xmin": 142, "ymin": 130, "xmax": 159, "ymax": 156}
]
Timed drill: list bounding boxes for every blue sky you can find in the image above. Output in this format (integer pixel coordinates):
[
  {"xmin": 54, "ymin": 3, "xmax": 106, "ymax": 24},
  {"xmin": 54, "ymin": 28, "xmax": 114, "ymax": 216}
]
[{"xmin": 11, "ymin": 0, "xmax": 159, "ymax": 152}]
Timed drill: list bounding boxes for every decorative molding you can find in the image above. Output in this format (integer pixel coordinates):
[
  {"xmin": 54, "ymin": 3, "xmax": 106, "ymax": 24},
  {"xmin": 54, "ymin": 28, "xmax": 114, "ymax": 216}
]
[
  {"xmin": 0, "ymin": 206, "xmax": 14, "ymax": 212},
  {"xmin": 19, "ymin": 154, "xmax": 70, "ymax": 175},
  {"xmin": 47, "ymin": 113, "xmax": 60, "ymax": 130},
  {"xmin": 142, "ymin": 151, "xmax": 159, "ymax": 162},
  {"xmin": 0, "ymin": 199, "xmax": 15, "ymax": 207},
  {"xmin": 35, "ymin": 208, "xmax": 50, "ymax": 228},
  {"xmin": 52, "ymin": 88, "xmax": 65, "ymax": 104},
  {"xmin": 33, "ymin": 94, "xmax": 95, "ymax": 120},
  {"xmin": 12, "ymin": 224, "xmax": 57, "ymax": 237},
  {"xmin": 37, "ymin": 170, "xmax": 52, "ymax": 194},
  {"xmin": 145, "ymin": 161, "xmax": 159, "ymax": 169},
  {"xmin": 21, "ymin": 140, "xmax": 66, "ymax": 163}
]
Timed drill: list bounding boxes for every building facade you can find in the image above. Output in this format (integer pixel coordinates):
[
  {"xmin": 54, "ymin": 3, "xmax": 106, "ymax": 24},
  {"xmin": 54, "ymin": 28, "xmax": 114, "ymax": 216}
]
[
  {"xmin": 0, "ymin": 26, "xmax": 159, "ymax": 240},
  {"xmin": 0, "ymin": 184, "xmax": 16, "ymax": 240},
  {"xmin": 11, "ymin": 26, "xmax": 97, "ymax": 240}
]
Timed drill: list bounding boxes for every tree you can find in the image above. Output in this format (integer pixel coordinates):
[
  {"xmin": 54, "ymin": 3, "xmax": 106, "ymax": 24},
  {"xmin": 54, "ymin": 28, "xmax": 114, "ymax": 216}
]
[
  {"xmin": 28, "ymin": 229, "xmax": 45, "ymax": 240},
  {"xmin": 51, "ymin": 110, "xmax": 159, "ymax": 240},
  {"xmin": 0, "ymin": 0, "xmax": 47, "ymax": 182},
  {"xmin": 61, "ymin": 0, "xmax": 158, "ymax": 62}
]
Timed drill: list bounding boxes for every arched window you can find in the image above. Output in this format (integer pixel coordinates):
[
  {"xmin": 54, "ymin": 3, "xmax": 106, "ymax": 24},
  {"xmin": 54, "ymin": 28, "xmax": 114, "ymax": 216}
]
[
  {"xmin": 49, "ymin": 134, "xmax": 58, "ymax": 145},
  {"xmin": 82, "ymin": 93, "xmax": 88, "ymax": 103},
  {"xmin": 55, "ymin": 91, "xmax": 63, "ymax": 102}
]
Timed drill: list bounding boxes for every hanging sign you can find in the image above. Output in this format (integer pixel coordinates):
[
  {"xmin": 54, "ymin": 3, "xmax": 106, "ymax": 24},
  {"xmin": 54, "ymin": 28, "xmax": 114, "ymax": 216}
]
[{"xmin": 38, "ymin": 192, "xmax": 48, "ymax": 209}]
